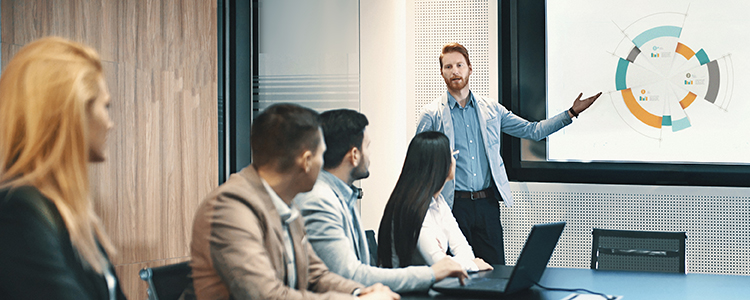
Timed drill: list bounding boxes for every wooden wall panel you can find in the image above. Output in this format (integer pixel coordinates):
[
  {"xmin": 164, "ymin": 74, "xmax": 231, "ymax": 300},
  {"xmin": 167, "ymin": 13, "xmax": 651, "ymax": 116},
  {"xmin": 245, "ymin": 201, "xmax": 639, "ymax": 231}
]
[{"xmin": 1, "ymin": 1, "xmax": 218, "ymax": 299}]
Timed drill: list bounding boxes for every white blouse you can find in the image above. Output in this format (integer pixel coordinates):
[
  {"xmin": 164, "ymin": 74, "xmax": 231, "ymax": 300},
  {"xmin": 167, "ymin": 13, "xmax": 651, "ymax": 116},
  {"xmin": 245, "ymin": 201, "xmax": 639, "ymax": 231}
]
[{"xmin": 414, "ymin": 194, "xmax": 478, "ymax": 271}]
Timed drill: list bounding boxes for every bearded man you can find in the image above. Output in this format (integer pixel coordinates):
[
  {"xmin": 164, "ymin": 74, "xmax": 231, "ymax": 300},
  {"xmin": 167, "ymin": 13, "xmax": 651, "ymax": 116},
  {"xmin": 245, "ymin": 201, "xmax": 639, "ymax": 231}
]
[{"xmin": 416, "ymin": 42, "xmax": 601, "ymax": 265}]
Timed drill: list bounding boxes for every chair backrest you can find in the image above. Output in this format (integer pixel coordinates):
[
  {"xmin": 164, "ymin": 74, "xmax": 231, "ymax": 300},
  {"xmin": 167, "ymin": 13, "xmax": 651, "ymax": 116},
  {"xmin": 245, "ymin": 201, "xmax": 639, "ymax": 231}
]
[
  {"xmin": 139, "ymin": 260, "xmax": 192, "ymax": 300},
  {"xmin": 591, "ymin": 228, "xmax": 686, "ymax": 273},
  {"xmin": 365, "ymin": 229, "xmax": 378, "ymax": 266}
]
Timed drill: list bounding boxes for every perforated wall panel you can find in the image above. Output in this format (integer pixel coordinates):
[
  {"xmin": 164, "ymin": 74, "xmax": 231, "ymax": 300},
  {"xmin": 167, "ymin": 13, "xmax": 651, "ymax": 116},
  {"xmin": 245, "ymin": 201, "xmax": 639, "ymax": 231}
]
[
  {"xmin": 413, "ymin": 0, "xmax": 491, "ymax": 124},
  {"xmin": 504, "ymin": 182, "xmax": 750, "ymax": 275}
]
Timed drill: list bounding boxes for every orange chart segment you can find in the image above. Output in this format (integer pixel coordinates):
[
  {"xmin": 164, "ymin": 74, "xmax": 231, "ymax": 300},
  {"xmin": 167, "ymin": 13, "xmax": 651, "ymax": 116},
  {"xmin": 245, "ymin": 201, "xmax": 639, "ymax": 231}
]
[
  {"xmin": 675, "ymin": 42, "xmax": 695, "ymax": 60},
  {"xmin": 679, "ymin": 92, "xmax": 697, "ymax": 109},
  {"xmin": 621, "ymin": 88, "xmax": 663, "ymax": 128}
]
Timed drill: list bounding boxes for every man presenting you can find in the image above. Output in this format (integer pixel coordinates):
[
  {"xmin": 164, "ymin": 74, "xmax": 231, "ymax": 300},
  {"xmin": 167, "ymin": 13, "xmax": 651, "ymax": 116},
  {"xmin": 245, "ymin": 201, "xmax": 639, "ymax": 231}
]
[
  {"xmin": 187, "ymin": 104, "xmax": 399, "ymax": 300},
  {"xmin": 296, "ymin": 109, "xmax": 467, "ymax": 293},
  {"xmin": 417, "ymin": 43, "xmax": 600, "ymax": 265}
]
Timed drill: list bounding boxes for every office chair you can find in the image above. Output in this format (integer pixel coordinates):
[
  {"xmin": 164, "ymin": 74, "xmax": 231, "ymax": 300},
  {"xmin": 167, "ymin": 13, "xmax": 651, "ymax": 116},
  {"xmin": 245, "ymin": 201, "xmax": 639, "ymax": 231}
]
[
  {"xmin": 591, "ymin": 228, "xmax": 686, "ymax": 273},
  {"xmin": 365, "ymin": 229, "xmax": 378, "ymax": 266},
  {"xmin": 139, "ymin": 260, "xmax": 192, "ymax": 300}
]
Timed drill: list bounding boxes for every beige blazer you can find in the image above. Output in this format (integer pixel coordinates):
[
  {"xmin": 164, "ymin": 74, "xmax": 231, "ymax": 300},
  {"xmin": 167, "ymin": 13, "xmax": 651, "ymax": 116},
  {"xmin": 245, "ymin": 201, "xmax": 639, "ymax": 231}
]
[{"xmin": 188, "ymin": 166, "xmax": 364, "ymax": 300}]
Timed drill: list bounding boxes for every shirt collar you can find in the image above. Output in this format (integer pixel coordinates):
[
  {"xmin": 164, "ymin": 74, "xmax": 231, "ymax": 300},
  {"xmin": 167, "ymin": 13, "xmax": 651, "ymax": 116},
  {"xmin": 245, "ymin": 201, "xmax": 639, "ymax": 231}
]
[
  {"xmin": 318, "ymin": 170, "xmax": 358, "ymax": 207},
  {"xmin": 261, "ymin": 177, "xmax": 300, "ymax": 224},
  {"xmin": 447, "ymin": 90, "xmax": 475, "ymax": 109}
]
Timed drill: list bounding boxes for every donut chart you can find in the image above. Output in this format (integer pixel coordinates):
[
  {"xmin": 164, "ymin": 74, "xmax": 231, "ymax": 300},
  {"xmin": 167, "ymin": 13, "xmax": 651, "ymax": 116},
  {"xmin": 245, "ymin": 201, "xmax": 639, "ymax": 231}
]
[{"xmin": 611, "ymin": 12, "xmax": 734, "ymax": 139}]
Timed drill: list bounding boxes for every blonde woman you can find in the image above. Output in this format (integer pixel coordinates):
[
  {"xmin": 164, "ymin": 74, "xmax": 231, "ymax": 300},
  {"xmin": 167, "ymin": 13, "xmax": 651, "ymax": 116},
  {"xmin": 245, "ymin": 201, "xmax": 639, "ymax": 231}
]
[{"xmin": 0, "ymin": 37, "xmax": 125, "ymax": 300}]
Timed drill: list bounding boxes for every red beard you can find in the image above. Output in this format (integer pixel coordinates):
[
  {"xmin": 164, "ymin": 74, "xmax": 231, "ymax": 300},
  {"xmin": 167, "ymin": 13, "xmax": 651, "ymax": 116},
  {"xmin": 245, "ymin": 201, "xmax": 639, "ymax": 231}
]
[{"xmin": 445, "ymin": 75, "xmax": 469, "ymax": 91}]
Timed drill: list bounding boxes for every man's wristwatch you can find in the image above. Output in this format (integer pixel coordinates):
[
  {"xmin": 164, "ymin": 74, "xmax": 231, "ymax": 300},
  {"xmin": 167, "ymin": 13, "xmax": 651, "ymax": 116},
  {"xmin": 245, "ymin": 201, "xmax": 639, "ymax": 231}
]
[{"xmin": 568, "ymin": 107, "xmax": 579, "ymax": 118}]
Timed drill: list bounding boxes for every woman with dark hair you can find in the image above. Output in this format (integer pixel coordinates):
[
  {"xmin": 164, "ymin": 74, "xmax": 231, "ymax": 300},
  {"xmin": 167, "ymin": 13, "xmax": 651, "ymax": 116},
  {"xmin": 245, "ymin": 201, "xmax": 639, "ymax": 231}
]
[{"xmin": 377, "ymin": 131, "xmax": 492, "ymax": 272}]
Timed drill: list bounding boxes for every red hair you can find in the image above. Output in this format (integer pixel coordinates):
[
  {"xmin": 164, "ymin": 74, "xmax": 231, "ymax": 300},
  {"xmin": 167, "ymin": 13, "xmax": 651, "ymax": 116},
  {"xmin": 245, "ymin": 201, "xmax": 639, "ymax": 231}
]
[{"xmin": 439, "ymin": 42, "xmax": 471, "ymax": 67}]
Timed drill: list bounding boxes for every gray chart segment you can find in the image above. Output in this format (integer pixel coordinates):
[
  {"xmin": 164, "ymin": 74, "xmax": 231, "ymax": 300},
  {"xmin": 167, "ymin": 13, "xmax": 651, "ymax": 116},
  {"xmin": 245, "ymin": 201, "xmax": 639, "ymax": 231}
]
[
  {"xmin": 706, "ymin": 60, "xmax": 720, "ymax": 103},
  {"xmin": 627, "ymin": 47, "xmax": 641, "ymax": 63}
]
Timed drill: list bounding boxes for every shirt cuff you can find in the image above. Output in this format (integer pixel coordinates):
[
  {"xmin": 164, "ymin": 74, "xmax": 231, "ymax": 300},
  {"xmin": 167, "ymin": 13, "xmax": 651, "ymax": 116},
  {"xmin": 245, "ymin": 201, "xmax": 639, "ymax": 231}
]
[{"xmin": 450, "ymin": 256, "xmax": 479, "ymax": 272}]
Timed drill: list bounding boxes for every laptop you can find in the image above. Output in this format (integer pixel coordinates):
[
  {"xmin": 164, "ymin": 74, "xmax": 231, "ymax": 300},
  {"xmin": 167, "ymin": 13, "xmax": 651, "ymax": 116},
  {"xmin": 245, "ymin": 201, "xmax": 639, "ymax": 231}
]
[{"xmin": 432, "ymin": 221, "xmax": 566, "ymax": 297}]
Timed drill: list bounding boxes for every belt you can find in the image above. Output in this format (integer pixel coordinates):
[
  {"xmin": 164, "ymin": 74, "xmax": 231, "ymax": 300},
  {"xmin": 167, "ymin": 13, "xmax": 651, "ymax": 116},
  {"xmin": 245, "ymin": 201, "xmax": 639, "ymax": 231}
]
[{"xmin": 455, "ymin": 187, "xmax": 494, "ymax": 200}]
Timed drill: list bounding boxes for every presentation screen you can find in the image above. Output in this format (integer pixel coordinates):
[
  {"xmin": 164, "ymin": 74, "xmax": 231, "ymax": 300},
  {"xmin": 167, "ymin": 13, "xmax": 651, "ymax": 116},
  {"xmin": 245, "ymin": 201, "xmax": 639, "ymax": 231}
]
[{"xmin": 503, "ymin": 0, "xmax": 750, "ymax": 186}]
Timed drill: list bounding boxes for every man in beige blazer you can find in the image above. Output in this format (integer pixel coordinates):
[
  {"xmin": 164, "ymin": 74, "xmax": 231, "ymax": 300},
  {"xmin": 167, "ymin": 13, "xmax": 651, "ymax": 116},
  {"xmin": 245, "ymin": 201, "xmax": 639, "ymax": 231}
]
[{"xmin": 186, "ymin": 104, "xmax": 399, "ymax": 300}]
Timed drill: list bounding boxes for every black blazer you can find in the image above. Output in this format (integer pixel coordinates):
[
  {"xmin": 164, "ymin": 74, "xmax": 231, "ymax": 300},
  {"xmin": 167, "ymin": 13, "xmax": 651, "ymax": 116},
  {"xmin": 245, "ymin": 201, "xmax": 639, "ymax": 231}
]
[{"xmin": 0, "ymin": 185, "xmax": 127, "ymax": 300}]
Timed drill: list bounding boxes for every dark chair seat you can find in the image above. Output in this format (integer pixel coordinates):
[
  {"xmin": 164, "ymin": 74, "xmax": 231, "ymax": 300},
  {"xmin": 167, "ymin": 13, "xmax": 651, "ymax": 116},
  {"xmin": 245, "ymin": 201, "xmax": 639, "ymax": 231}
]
[
  {"xmin": 591, "ymin": 228, "xmax": 686, "ymax": 273},
  {"xmin": 139, "ymin": 260, "xmax": 192, "ymax": 300},
  {"xmin": 365, "ymin": 229, "xmax": 378, "ymax": 266}
]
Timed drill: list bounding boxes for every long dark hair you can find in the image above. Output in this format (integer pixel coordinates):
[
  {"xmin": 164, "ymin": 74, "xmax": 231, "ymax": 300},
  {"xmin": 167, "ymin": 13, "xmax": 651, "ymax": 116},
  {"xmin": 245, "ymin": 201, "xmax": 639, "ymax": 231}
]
[{"xmin": 377, "ymin": 131, "xmax": 452, "ymax": 267}]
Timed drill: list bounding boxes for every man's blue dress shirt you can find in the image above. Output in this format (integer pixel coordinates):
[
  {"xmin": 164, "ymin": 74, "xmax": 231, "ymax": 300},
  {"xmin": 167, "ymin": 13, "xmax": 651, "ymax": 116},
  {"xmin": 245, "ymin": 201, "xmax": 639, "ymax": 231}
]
[{"xmin": 448, "ymin": 92, "xmax": 492, "ymax": 192}]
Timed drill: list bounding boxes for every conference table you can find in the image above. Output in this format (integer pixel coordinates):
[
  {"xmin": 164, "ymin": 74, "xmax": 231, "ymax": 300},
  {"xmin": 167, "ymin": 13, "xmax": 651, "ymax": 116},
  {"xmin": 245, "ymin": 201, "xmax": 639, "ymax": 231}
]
[{"xmin": 402, "ymin": 267, "xmax": 750, "ymax": 300}]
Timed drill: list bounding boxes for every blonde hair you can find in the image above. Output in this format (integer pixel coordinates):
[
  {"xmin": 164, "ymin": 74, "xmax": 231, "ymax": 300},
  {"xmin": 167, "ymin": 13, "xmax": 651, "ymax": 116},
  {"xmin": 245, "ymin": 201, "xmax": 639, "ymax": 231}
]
[{"xmin": 0, "ymin": 37, "xmax": 114, "ymax": 273}]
